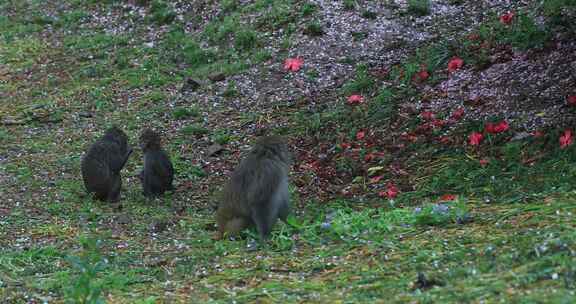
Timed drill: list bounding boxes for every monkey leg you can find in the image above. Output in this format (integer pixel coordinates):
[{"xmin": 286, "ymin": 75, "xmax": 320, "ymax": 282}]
[
  {"xmin": 107, "ymin": 174, "xmax": 122, "ymax": 203},
  {"xmin": 224, "ymin": 217, "xmax": 251, "ymax": 235},
  {"xmin": 278, "ymin": 198, "xmax": 290, "ymax": 223},
  {"xmin": 251, "ymin": 206, "xmax": 276, "ymax": 240}
]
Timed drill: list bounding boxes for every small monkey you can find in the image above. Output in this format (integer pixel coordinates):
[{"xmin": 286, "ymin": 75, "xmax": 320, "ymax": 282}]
[
  {"xmin": 216, "ymin": 136, "xmax": 292, "ymax": 240},
  {"xmin": 139, "ymin": 128, "xmax": 174, "ymax": 197},
  {"xmin": 81, "ymin": 126, "xmax": 132, "ymax": 202}
]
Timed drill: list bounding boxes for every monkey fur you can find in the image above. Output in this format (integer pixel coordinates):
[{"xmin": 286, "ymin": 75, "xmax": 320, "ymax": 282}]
[
  {"xmin": 139, "ymin": 128, "xmax": 174, "ymax": 197},
  {"xmin": 81, "ymin": 126, "xmax": 132, "ymax": 203},
  {"xmin": 216, "ymin": 136, "xmax": 292, "ymax": 240}
]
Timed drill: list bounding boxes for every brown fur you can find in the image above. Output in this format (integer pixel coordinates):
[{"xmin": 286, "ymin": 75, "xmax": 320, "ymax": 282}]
[{"xmin": 216, "ymin": 136, "xmax": 292, "ymax": 240}]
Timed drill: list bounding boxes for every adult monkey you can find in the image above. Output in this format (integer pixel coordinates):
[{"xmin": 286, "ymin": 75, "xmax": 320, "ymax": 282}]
[
  {"xmin": 81, "ymin": 126, "xmax": 132, "ymax": 203},
  {"xmin": 216, "ymin": 136, "xmax": 292, "ymax": 240}
]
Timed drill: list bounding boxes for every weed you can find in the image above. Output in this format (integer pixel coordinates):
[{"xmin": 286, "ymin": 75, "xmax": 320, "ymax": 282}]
[
  {"xmin": 304, "ymin": 21, "xmax": 324, "ymax": 36},
  {"xmin": 342, "ymin": 64, "xmax": 375, "ymax": 95},
  {"xmin": 351, "ymin": 31, "xmax": 368, "ymax": 41},
  {"xmin": 235, "ymin": 29, "xmax": 259, "ymax": 51},
  {"xmin": 407, "ymin": 0, "xmax": 431, "ymax": 16},
  {"xmin": 173, "ymin": 106, "xmax": 200, "ymax": 120},
  {"xmin": 223, "ymin": 81, "xmax": 239, "ymax": 98},
  {"xmin": 253, "ymin": 49, "xmax": 272, "ymax": 63},
  {"xmin": 343, "ymin": 0, "xmax": 356, "ymax": 11},
  {"xmin": 301, "ymin": 3, "xmax": 317, "ymax": 17},
  {"xmin": 413, "ymin": 200, "xmax": 471, "ymax": 226},
  {"xmin": 361, "ymin": 10, "xmax": 378, "ymax": 19},
  {"xmin": 212, "ymin": 130, "xmax": 232, "ymax": 145},
  {"xmin": 148, "ymin": 0, "xmax": 176, "ymax": 25},
  {"xmin": 64, "ymin": 237, "xmax": 106, "ymax": 304},
  {"xmin": 181, "ymin": 124, "xmax": 209, "ymax": 137}
]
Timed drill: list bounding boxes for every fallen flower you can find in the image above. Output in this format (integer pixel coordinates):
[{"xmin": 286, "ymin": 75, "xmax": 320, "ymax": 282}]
[
  {"xmin": 379, "ymin": 182, "xmax": 399, "ymax": 199},
  {"xmin": 416, "ymin": 70, "xmax": 429, "ymax": 81},
  {"xmin": 448, "ymin": 57, "xmax": 464, "ymax": 73},
  {"xmin": 469, "ymin": 132, "xmax": 483, "ymax": 146},
  {"xmin": 451, "ymin": 108, "xmax": 465, "ymax": 120},
  {"xmin": 531, "ymin": 130, "xmax": 544, "ymax": 138},
  {"xmin": 479, "ymin": 158, "xmax": 490, "ymax": 166},
  {"xmin": 432, "ymin": 119, "xmax": 446, "ymax": 128},
  {"xmin": 439, "ymin": 194, "xmax": 457, "ymax": 202},
  {"xmin": 485, "ymin": 120, "xmax": 509, "ymax": 134},
  {"xmin": 356, "ymin": 131, "xmax": 366, "ymax": 140},
  {"xmin": 340, "ymin": 142, "xmax": 351, "ymax": 149},
  {"xmin": 283, "ymin": 57, "xmax": 304, "ymax": 72},
  {"xmin": 567, "ymin": 95, "xmax": 576, "ymax": 106},
  {"xmin": 438, "ymin": 136, "xmax": 452, "ymax": 144},
  {"xmin": 347, "ymin": 94, "xmax": 364, "ymax": 105},
  {"xmin": 364, "ymin": 153, "xmax": 375, "ymax": 162},
  {"xmin": 494, "ymin": 120, "xmax": 509, "ymax": 133},
  {"xmin": 559, "ymin": 129, "xmax": 573, "ymax": 149},
  {"xmin": 420, "ymin": 111, "xmax": 435, "ymax": 120},
  {"xmin": 500, "ymin": 11, "xmax": 514, "ymax": 25}
]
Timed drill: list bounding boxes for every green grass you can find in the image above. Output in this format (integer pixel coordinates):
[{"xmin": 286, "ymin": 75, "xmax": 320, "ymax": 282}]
[{"xmin": 1, "ymin": 0, "xmax": 576, "ymax": 302}]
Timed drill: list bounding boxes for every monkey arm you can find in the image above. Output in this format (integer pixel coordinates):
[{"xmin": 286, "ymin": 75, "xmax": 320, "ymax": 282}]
[{"xmin": 110, "ymin": 147, "xmax": 133, "ymax": 173}]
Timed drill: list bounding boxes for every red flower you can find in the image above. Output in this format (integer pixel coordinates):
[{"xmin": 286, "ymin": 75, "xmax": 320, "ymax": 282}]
[
  {"xmin": 485, "ymin": 123, "xmax": 496, "ymax": 134},
  {"xmin": 379, "ymin": 182, "xmax": 399, "ymax": 199},
  {"xmin": 567, "ymin": 95, "xmax": 576, "ymax": 106},
  {"xmin": 469, "ymin": 132, "xmax": 483, "ymax": 146},
  {"xmin": 451, "ymin": 108, "xmax": 465, "ymax": 120},
  {"xmin": 432, "ymin": 119, "xmax": 446, "ymax": 128},
  {"xmin": 416, "ymin": 70, "xmax": 429, "ymax": 81},
  {"xmin": 439, "ymin": 194, "xmax": 456, "ymax": 202},
  {"xmin": 500, "ymin": 11, "xmax": 514, "ymax": 25},
  {"xmin": 494, "ymin": 120, "xmax": 509, "ymax": 133},
  {"xmin": 364, "ymin": 153, "xmax": 375, "ymax": 162},
  {"xmin": 559, "ymin": 129, "xmax": 573, "ymax": 149},
  {"xmin": 402, "ymin": 132, "xmax": 418, "ymax": 142},
  {"xmin": 420, "ymin": 111, "xmax": 435, "ymax": 120},
  {"xmin": 485, "ymin": 120, "xmax": 509, "ymax": 134},
  {"xmin": 448, "ymin": 57, "xmax": 464, "ymax": 73},
  {"xmin": 438, "ymin": 136, "xmax": 452, "ymax": 144},
  {"xmin": 283, "ymin": 57, "xmax": 304, "ymax": 72},
  {"xmin": 531, "ymin": 130, "xmax": 544, "ymax": 138},
  {"xmin": 479, "ymin": 158, "xmax": 490, "ymax": 166},
  {"xmin": 356, "ymin": 131, "xmax": 366, "ymax": 140},
  {"xmin": 347, "ymin": 94, "xmax": 364, "ymax": 105},
  {"xmin": 340, "ymin": 142, "xmax": 351, "ymax": 149}
]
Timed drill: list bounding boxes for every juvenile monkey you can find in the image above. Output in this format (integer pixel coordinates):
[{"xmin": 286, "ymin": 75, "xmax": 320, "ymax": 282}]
[
  {"xmin": 81, "ymin": 126, "xmax": 132, "ymax": 202},
  {"xmin": 216, "ymin": 136, "xmax": 292, "ymax": 240},
  {"xmin": 139, "ymin": 128, "xmax": 174, "ymax": 197}
]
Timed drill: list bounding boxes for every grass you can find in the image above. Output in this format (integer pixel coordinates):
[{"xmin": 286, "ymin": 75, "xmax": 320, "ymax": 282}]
[{"xmin": 1, "ymin": 0, "xmax": 576, "ymax": 302}]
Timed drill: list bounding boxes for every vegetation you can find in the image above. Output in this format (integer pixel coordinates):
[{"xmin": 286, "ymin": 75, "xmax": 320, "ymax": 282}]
[{"xmin": 1, "ymin": 0, "xmax": 575, "ymax": 302}]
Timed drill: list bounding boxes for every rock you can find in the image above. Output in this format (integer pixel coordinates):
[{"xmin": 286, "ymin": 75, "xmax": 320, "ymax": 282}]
[
  {"xmin": 78, "ymin": 111, "xmax": 93, "ymax": 118},
  {"xmin": 206, "ymin": 144, "xmax": 224, "ymax": 156},
  {"xmin": 116, "ymin": 214, "xmax": 131, "ymax": 225},
  {"xmin": 208, "ymin": 72, "xmax": 226, "ymax": 82},
  {"xmin": 150, "ymin": 219, "xmax": 171, "ymax": 233},
  {"xmin": 181, "ymin": 78, "xmax": 201, "ymax": 93}
]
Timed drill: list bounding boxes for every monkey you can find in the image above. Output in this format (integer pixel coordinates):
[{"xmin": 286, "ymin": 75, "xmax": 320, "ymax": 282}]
[
  {"xmin": 216, "ymin": 136, "xmax": 292, "ymax": 240},
  {"xmin": 139, "ymin": 128, "xmax": 174, "ymax": 197},
  {"xmin": 81, "ymin": 126, "xmax": 132, "ymax": 203}
]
